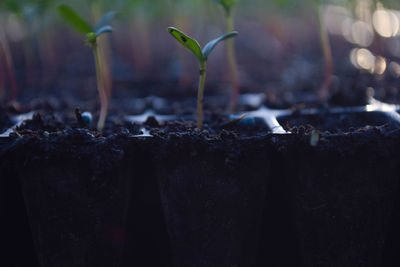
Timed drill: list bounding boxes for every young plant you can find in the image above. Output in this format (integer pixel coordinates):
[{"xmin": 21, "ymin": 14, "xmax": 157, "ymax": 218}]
[
  {"xmin": 0, "ymin": 0, "xmax": 22, "ymax": 102},
  {"xmin": 58, "ymin": 4, "xmax": 114, "ymax": 131},
  {"xmin": 213, "ymin": 0, "xmax": 239, "ymax": 111},
  {"xmin": 313, "ymin": 0, "xmax": 333, "ymax": 101},
  {"xmin": 168, "ymin": 27, "xmax": 238, "ymax": 129},
  {"xmin": 270, "ymin": 0, "xmax": 333, "ymax": 100},
  {"xmin": 1, "ymin": 0, "xmax": 55, "ymax": 101}
]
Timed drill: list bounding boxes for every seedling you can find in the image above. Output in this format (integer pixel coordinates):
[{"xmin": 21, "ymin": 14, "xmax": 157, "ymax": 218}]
[
  {"xmin": 0, "ymin": 0, "xmax": 21, "ymax": 102},
  {"xmin": 313, "ymin": 0, "xmax": 333, "ymax": 101},
  {"xmin": 213, "ymin": 0, "xmax": 240, "ymax": 111},
  {"xmin": 58, "ymin": 4, "xmax": 114, "ymax": 131},
  {"xmin": 270, "ymin": 0, "xmax": 333, "ymax": 100},
  {"xmin": 1, "ymin": 0, "xmax": 55, "ymax": 100},
  {"xmin": 167, "ymin": 27, "xmax": 238, "ymax": 129}
]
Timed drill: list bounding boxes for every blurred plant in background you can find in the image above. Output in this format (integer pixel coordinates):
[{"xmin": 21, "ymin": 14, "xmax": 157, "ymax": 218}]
[
  {"xmin": 0, "ymin": 0, "xmax": 400, "ymax": 106},
  {"xmin": 213, "ymin": 0, "xmax": 240, "ymax": 111},
  {"xmin": 58, "ymin": 4, "xmax": 114, "ymax": 130}
]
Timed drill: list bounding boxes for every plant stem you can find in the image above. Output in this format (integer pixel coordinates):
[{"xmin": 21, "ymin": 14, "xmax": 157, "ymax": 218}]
[
  {"xmin": 316, "ymin": 3, "xmax": 333, "ymax": 101},
  {"xmin": 91, "ymin": 2, "xmax": 113, "ymax": 100},
  {"xmin": 226, "ymin": 9, "xmax": 239, "ymax": 112},
  {"xmin": 0, "ymin": 25, "xmax": 17, "ymax": 102},
  {"xmin": 197, "ymin": 61, "xmax": 207, "ymax": 129},
  {"xmin": 93, "ymin": 43, "xmax": 108, "ymax": 131}
]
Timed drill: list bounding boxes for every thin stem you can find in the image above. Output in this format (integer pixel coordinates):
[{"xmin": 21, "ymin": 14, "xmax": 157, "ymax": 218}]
[
  {"xmin": 197, "ymin": 61, "xmax": 207, "ymax": 129},
  {"xmin": 317, "ymin": 4, "xmax": 333, "ymax": 101},
  {"xmin": 226, "ymin": 9, "xmax": 240, "ymax": 112},
  {"xmin": 91, "ymin": 2, "xmax": 113, "ymax": 99},
  {"xmin": 93, "ymin": 43, "xmax": 108, "ymax": 131},
  {"xmin": 0, "ymin": 25, "xmax": 17, "ymax": 101}
]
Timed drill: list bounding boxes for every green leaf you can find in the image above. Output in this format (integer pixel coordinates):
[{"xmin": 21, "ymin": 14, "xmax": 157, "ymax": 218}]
[
  {"xmin": 58, "ymin": 4, "xmax": 93, "ymax": 35},
  {"xmin": 167, "ymin": 27, "xmax": 204, "ymax": 63},
  {"xmin": 3, "ymin": 0, "xmax": 22, "ymax": 15},
  {"xmin": 95, "ymin": 11, "xmax": 116, "ymax": 31},
  {"xmin": 95, "ymin": 25, "xmax": 113, "ymax": 37},
  {"xmin": 202, "ymin": 31, "xmax": 238, "ymax": 60},
  {"xmin": 213, "ymin": 0, "xmax": 237, "ymax": 13}
]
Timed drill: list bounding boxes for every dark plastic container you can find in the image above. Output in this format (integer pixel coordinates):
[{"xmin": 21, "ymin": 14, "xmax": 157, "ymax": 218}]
[
  {"xmin": 1, "ymin": 138, "xmax": 39, "ymax": 267},
  {"xmin": 9, "ymin": 134, "xmax": 173, "ymax": 267},
  {"xmin": 155, "ymin": 136, "xmax": 271, "ymax": 267},
  {"xmin": 16, "ymin": 137, "xmax": 130, "ymax": 267},
  {"xmin": 275, "ymin": 110, "xmax": 400, "ymax": 267}
]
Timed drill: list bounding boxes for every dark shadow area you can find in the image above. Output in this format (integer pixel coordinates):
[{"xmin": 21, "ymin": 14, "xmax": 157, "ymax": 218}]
[
  {"xmin": 256, "ymin": 155, "xmax": 303, "ymax": 267},
  {"xmin": 120, "ymin": 152, "xmax": 173, "ymax": 267},
  {"xmin": 1, "ymin": 161, "xmax": 39, "ymax": 267},
  {"xmin": 382, "ymin": 180, "xmax": 400, "ymax": 267}
]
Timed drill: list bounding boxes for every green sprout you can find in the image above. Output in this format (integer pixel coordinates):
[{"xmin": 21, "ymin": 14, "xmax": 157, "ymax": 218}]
[
  {"xmin": 58, "ymin": 4, "xmax": 114, "ymax": 131},
  {"xmin": 168, "ymin": 27, "xmax": 238, "ymax": 129},
  {"xmin": 213, "ymin": 0, "xmax": 240, "ymax": 111}
]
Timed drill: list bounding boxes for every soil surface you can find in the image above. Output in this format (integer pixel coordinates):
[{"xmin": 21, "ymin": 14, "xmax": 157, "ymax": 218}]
[{"xmin": 279, "ymin": 111, "xmax": 400, "ymax": 133}]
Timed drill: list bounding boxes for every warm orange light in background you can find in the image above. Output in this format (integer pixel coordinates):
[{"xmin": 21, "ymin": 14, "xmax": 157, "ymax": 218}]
[
  {"xmin": 323, "ymin": 5, "xmax": 352, "ymax": 35},
  {"xmin": 372, "ymin": 6, "xmax": 399, "ymax": 38},
  {"xmin": 351, "ymin": 48, "xmax": 375, "ymax": 73},
  {"xmin": 323, "ymin": 1, "xmax": 400, "ymax": 76},
  {"xmin": 351, "ymin": 21, "xmax": 374, "ymax": 47},
  {"xmin": 375, "ymin": 56, "xmax": 387, "ymax": 75},
  {"xmin": 389, "ymin": 61, "xmax": 400, "ymax": 77},
  {"xmin": 323, "ymin": 3, "xmax": 375, "ymax": 47},
  {"xmin": 350, "ymin": 48, "xmax": 387, "ymax": 75}
]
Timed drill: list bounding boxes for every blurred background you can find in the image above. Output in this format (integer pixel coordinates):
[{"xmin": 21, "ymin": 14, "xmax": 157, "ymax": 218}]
[{"xmin": 1, "ymin": 0, "xmax": 400, "ymax": 110}]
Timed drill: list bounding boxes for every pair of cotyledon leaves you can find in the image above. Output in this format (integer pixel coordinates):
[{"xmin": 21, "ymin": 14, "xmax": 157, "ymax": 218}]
[
  {"xmin": 58, "ymin": 4, "xmax": 114, "ymax": 42},
  {"xmin": 167, "ymin": 0, "xmax": 238, "ymax": 62},
  {"xmin": 168, "ymin": 27, "xmax": 238, "ymax": 64}
]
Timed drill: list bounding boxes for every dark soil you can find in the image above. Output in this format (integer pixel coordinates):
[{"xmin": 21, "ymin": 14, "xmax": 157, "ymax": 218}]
[
  {"xmin": 0, "ymin": 105, "xmax": 14, "ymax": 133},
  {"xmin": 279, "ymin": 111, "xmax": 400, "ymax": 133},
  {"xmin": 0, "ymin": 97, "xmax": 270, "ymax": 140},
  {"xmin": 1, "ymin": 110, "xmax": 400, "ymax": 266}
]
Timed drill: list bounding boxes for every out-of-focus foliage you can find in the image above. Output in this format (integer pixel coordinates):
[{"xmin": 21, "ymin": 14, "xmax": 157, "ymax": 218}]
[
  {"xmin": 58, "ymin": 4, "xmax": 93, "ymax": 34},
  {"xmin": 58, "ymin": 4, "xmax": 114, "ymax": 42},
  {"xmin": 1, "ymin": 0, "xmax": 54, "ymax": 21},
  {"xmin": 0, "ymin": 0, "xmax": 398, "ymax": 47},
  {"xmin": 213, "ymin": 0, "xmax": 236, "ymax": 13}
]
